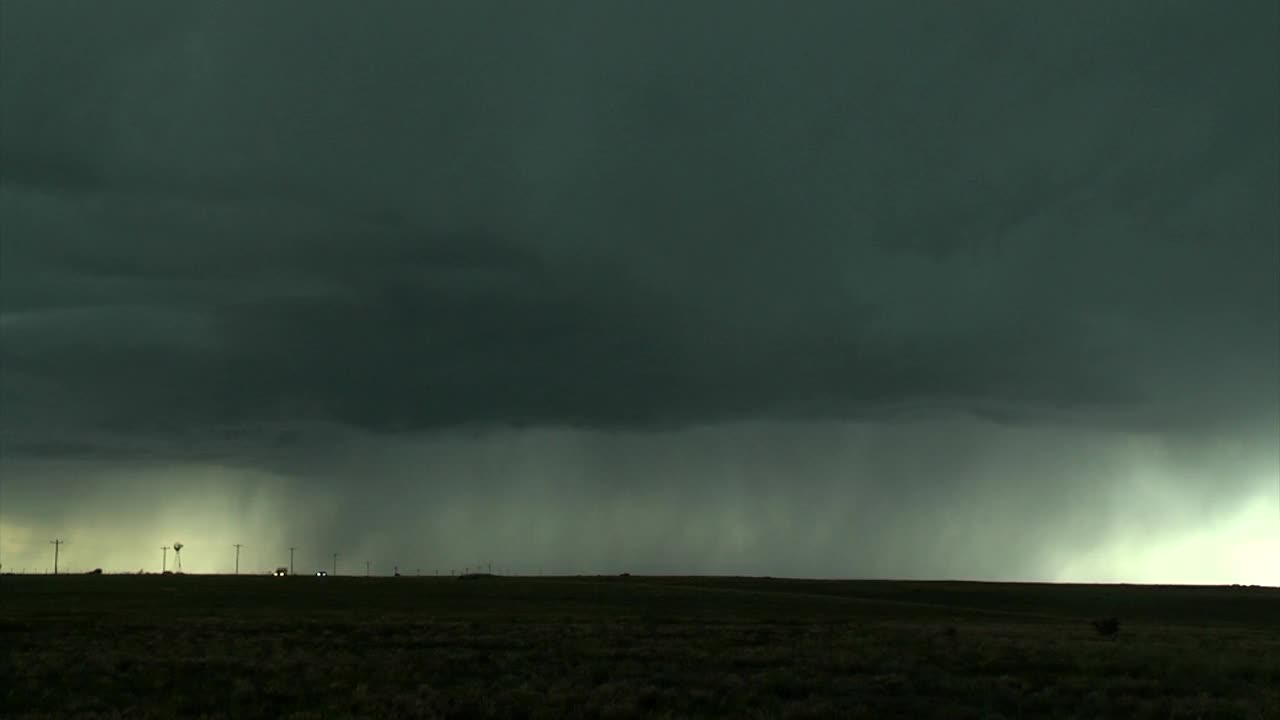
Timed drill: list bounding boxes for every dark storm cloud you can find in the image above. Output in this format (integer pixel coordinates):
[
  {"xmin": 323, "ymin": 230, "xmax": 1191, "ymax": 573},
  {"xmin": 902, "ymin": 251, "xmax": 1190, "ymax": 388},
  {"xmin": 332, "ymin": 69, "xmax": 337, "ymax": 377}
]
[{"xmin": 1, "ymin": 1, "xmax": 1277, "ymax": 458}]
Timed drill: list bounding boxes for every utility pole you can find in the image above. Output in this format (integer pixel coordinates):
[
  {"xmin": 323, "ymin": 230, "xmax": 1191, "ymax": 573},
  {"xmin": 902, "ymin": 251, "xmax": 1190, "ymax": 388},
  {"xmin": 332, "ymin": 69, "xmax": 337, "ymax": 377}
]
[
  {"xmin": 233, "ymin": 544, "xmax": 244, "ymax": 575},
  {"xmin": 162, "ymin": 546, "xmax": 169, "ymax": 573},
  {"xmin": 50, "ymin": 539, "xmax": 64, "ymax": 575},
  {"xmin": 289, "ymin": 547, "xmax": 296, "ymax": 576},
  {"xmin": 332, "ymin": 553, "xmax": 338, "ymax": 576}
]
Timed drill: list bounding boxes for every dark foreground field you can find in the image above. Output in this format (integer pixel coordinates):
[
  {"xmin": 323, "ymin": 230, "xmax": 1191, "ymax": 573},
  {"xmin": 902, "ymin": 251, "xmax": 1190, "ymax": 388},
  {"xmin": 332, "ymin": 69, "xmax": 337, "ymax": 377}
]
[{"xmin": 2, "ymin": 574, "xmax": 1277, "ymax": 719}]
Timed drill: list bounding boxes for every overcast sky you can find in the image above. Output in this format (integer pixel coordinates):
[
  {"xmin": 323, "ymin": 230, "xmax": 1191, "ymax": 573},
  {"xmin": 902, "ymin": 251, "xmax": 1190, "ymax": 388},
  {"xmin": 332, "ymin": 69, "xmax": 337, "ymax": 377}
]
[{"xmin": 1, "ymin": 1, "xmax": 1276, "ymax": 583}]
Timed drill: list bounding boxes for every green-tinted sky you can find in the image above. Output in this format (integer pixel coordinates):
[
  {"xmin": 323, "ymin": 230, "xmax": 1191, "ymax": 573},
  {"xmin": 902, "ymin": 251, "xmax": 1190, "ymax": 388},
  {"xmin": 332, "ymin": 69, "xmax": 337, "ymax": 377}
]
[{"xmin": 1, "ymin": 1, "xmax": 1276, "ymax": 582}]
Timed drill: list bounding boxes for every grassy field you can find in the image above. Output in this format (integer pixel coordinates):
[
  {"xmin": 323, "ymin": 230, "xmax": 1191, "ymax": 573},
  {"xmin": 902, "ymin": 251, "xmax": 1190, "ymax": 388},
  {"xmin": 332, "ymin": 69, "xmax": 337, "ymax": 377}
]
[{"xmin": 2, "ymin": 574, "xmax": 1277, "ymax": 719}]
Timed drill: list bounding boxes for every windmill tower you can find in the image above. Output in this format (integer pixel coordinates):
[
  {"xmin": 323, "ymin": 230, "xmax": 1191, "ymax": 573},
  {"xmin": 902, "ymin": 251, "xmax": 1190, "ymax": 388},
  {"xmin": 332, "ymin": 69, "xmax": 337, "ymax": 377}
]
[{"xmin": 172, "ymin": 542, "xmax": 185, "ymax": 573}]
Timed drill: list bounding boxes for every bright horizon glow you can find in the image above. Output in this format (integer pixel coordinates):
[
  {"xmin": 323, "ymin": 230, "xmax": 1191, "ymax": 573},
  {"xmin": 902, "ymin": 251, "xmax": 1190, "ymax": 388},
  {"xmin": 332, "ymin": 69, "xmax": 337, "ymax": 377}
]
[
  {"xmin": 2, "ymin": 424, "xmax": 1275, "ymax": 585},
  {"xmin": 1052, "ymin": 491, "xmax": 1279, "ymax": 587},
  {"xmin": 4, "ymin": 494, "xmax": 1275, "ymax": 585}
]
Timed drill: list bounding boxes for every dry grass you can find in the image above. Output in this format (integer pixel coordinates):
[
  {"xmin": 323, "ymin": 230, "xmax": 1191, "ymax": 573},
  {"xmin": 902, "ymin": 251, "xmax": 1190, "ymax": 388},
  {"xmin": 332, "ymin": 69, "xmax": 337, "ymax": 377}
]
[{"xmin": 2, "ymin": 574, "xmax": 1277, "ymax": 718}]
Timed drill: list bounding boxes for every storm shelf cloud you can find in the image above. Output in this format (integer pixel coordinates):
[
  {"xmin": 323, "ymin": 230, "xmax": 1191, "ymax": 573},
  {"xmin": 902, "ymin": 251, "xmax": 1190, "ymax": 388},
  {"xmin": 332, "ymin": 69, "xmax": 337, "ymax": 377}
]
[{"xmin": 1, "ymin": 1, "xmax": 1276, "ymax": 583}]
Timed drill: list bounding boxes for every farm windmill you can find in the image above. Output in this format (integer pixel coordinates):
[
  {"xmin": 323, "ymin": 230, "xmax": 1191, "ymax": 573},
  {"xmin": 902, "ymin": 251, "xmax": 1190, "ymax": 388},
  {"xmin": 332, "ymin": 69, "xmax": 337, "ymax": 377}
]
[{"xmin": 172, "ymin": 542, "xmax": 185, "ymax": 573}]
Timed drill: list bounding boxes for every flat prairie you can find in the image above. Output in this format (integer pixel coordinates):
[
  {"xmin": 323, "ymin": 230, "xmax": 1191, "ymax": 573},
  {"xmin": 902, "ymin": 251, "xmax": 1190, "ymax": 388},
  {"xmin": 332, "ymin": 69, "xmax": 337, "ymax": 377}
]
[{"xmin": 2, "ymin": 574, "xmax": 1277, "ymax": 719}]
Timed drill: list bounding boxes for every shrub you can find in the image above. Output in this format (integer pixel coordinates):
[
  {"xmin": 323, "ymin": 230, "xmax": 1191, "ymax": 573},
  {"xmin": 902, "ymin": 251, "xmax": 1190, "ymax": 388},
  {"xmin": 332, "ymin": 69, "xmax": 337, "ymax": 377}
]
[{"xmin": 1092, "ymin": 617, "xmax": 1120, "ymax": 638}]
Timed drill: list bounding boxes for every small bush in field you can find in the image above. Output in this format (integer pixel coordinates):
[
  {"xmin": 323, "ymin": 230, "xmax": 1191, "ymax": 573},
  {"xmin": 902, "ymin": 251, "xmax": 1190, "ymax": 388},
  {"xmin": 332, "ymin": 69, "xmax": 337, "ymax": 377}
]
[{"xmin": 1092, "ymin": 617, "xmax": 1120, "ymax": 638}]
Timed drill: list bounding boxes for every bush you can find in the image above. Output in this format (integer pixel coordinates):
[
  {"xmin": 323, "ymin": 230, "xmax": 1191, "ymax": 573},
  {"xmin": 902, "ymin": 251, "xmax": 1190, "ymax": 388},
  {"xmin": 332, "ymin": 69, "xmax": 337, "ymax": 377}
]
[{"xmin": 1092, "ymin": 617, "xmax": 1120, "ymax": 638}]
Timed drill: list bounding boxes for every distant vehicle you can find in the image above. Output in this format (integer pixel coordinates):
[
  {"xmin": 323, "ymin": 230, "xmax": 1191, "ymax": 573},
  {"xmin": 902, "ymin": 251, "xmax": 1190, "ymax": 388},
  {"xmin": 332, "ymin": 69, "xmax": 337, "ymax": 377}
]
[
  {"xmin": 273, "ymin": 567, "xmax": 288, "ymax": 577},
  {"xmin": 315, "ymin": 571, "xmax": 328, "ymax": 577}
]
